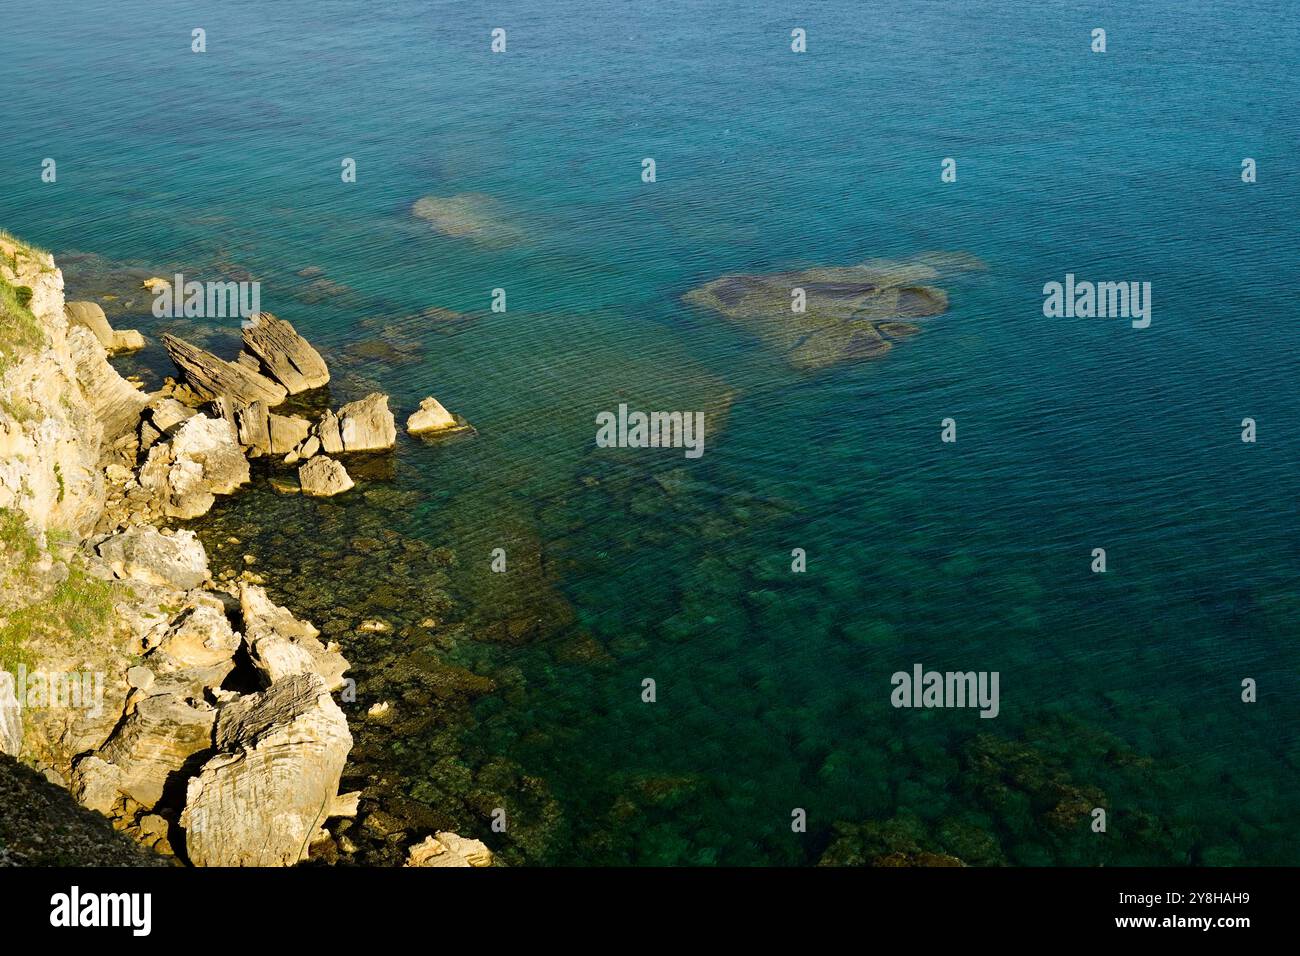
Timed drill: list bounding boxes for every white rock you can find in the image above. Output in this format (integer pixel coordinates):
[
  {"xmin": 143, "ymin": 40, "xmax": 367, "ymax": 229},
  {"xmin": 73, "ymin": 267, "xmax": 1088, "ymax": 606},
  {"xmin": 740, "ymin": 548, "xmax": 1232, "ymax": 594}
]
[
  {"xmin": 298, "ymin": 455, "xmax": 354, "ymax": 497},
  {"xmin": 96, "ymin": 525, "xmax": 210, "ymax": 590},
  {"xmin": 240, "ymin": 584, "xmax": 349, "ymax": 691},
  {"xmin": 138, "ymin": 415, "xmax": 250, "ymax": 519},
  {"xmin": 180, "ymin": 673, "xmax": 353, "ymax": 867},
  {"xmin": 406, "ymin": 395, "xmax": 459, "ymax": 434}
]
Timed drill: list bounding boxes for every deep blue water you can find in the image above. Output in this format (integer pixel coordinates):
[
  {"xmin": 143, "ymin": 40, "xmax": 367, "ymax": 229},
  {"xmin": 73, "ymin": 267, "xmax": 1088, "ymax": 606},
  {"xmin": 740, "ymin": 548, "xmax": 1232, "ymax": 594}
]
[{"xmin": 2, "ymin": 0, "xmax": 1297, "ymax": 864}]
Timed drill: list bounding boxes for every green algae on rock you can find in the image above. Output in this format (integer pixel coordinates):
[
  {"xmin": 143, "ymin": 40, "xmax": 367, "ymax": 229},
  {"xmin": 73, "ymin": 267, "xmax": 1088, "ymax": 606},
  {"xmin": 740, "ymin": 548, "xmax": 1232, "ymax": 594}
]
[{"xmin": 684, "ymin": 254, "xmax": 981, "ymax": 371}]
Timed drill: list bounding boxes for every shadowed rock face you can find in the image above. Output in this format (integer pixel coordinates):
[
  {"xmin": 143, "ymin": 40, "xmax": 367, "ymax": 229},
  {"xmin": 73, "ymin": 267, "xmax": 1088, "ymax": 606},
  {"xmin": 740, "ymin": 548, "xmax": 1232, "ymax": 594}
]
[
  {"xmin": 685, "ymin": 255, "xmax": 981, "ymax": 371},
  {"xmin": 0, "ymin": 753, "xmax": 171, "ymax": 866}
]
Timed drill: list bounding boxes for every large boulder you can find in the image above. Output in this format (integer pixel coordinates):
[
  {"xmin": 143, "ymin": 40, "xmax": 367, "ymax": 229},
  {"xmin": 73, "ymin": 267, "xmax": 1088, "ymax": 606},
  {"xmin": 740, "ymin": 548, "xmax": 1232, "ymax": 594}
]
[
  {"xmin": 298, "ymin": 455, "xmax": 353, "ymax": 497},
  {"xmin": 180, "ymin": 673, "xmax": 353, "ymax": 867},
  {"xmin": 162, "ymin": 333, "xmax": 287, "ymax": 407},
  {"xmin": 68, "ymin": 326, "xmax": 149, "ymax": 444},
  {"xmin": 137, "ymin": 415, "xmax": 250, "ymax": 519},
  {"xmin": 240, "ymin": 312, "xmax": 329, "ymax": 393},
  {"xmin": 143, "ymin": 595, "xmax": 241, "ymax": 696},
  {"xmin": 314, "ymin": 393, "xmax": 396, "ymax": 453},
  {"xmin": 64, "ymin": 302, "xmax": 143, "ymax": 355},
  {"xmin": 233, "ymin": 401, "xmax": 270, "ymax": 457},
  {"xmin": 97, "ymin": 694, "xmax": 218, "ymax": 809},
  {"xmin": 268, "ymin": 413, "xmax": 311, "ymax": 455},
  {"xmin": 240, "ymin": 585, "xmax": 348, "ymax": 691},
  {"xmin": 96, "ymin": 526, "xmax": 210, "ymax": 590},
  {"xmin": 70, "ymin": 754, "xmax": 124, "ymax": 816}
]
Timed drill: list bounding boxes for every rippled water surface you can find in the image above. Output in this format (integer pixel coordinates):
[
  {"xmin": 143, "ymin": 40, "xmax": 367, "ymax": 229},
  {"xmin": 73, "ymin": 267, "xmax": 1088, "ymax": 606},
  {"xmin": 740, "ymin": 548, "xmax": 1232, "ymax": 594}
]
[{"xmin": 2, "ymin": 0, "xmax": 1297, "ymax": 864}]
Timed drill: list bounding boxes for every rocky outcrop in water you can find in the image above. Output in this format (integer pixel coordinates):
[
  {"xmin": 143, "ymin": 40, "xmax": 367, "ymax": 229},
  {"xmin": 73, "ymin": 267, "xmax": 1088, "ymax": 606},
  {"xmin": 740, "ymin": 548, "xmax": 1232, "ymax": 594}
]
[
  {"xmin": 406, "ymin": 395, "xmax": 472, "ymax": 437},
  {"xmin": 162, "ymin": 333, "xmax": 289, "ymax": 407},
  {"xmin": 137, "ymin": 414, "xmax": 250, "ymax": 519},
  {"xmin": 684, "ymin": 254, "xmax": 981, "ymax": 371},
  {"xmin": 240, "ymin": 312, "xmax": 330, "ymax": 393},
  {"xmin": 241, "ymin": 584, "xmax": 349, "ymax": 690},
  {"xmin": 1, "ymin": 232, "xmax": 365, "ymax": 867},
  {"xmin": 299, "ymin": 455, "xmax": 354, "ymax": 497},
  {"xmin": 314, "ymin": 392, "xmax": 397, "ymax": 453}
]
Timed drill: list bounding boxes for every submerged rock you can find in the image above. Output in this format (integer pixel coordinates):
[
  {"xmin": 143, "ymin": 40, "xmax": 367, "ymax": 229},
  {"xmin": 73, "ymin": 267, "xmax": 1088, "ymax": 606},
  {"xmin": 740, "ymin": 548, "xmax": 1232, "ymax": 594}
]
[
  {"xmin": 411, "ymin": 193, "xmax": 522, "ymax": 246},
  {"xmin": 180, "ymin": 673, "xmax": 353, "ymax": 867},
  {"xmin": 299, "ymin": 455, "xmax": 354, "ymax": 497},
  {"xmin": 239, "ymin": 312, "xmax": 329, "ymax": 393},
  {"xmin": 684, "ymin": 255, "xmax": 977, "ymax": 370},
  {"xmin": 405, "ymin": 831, "xmax": 493, "ymax": 867}
]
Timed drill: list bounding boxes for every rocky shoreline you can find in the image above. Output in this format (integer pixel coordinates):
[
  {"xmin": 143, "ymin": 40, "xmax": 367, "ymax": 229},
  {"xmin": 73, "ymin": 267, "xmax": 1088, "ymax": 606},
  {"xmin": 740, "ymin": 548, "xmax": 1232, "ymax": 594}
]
[{"xmin": 0, "ymin": 231, "xmax": 488, "ymax": 867}]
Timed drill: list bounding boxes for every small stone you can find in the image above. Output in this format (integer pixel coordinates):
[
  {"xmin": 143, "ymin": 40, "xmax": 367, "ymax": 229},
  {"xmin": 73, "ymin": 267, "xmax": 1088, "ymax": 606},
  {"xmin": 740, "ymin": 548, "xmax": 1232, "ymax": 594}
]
[{"xmin": 126, "ymin": 666, "xmax": 155, "ymax": 691}]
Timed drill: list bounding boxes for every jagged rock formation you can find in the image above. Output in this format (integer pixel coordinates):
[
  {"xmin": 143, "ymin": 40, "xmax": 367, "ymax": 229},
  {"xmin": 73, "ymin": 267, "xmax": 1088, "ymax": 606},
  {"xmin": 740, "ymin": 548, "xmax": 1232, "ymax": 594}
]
[
  {"xmin": 2, "ymin": 231, "xmax": 490, "ymax": 868},
  {"xmin": 162, "ymin": 333, "xmax": 288, "ymax": 407},
  {"xmin": 1, "ymin": 233, "xmax": 364, "ymax": 867},
  {"xmin": 314, "ymin": 392, "xmax": 397, "ymax": 453},
  {"xmin": 240, "ymin": 312, "xmax": 329, "ymax": 393},
  {"xmin": 241, "ymin": 584, "xmax": 348, "ymax": 691},
  {"xmin": 95, "ymin": 526, "xmax": 210, "ymax": 590},
  {"xmin": 137, "ymin": 414, "xmax": 250, "ymax": 519}
]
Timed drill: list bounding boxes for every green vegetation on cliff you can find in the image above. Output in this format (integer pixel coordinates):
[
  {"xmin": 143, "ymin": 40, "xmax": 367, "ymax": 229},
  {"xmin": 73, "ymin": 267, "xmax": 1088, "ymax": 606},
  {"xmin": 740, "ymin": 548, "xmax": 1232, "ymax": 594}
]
[
  {"xmin": 0, "ymin": 508, "xmax": 116, "ymax": 675},
  {"xmin": 0, "ymin": 231, "xmax": 50, "ymax": 375}
]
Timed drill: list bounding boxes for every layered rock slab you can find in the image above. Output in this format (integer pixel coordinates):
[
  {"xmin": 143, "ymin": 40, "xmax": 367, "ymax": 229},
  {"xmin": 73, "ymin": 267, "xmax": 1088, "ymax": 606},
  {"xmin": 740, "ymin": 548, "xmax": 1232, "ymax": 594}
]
[
  {"xmin": 162, "ymin": 333, "xmax": 288, "ymax": 407},
  {"xmin": 240, "ymin": 312, "xmax": 329, "ymax": 393},
  {"xmin": 180, "ymin": 673, "xmax": 352, "ymax": 867}
]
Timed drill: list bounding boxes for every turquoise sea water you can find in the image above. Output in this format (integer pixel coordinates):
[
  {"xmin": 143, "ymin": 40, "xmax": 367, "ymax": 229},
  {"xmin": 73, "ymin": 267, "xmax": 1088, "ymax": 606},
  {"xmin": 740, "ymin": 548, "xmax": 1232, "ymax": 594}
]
[{"xmin": 2, "ymin": 0, "xmax": 1297, "ymax": 864}]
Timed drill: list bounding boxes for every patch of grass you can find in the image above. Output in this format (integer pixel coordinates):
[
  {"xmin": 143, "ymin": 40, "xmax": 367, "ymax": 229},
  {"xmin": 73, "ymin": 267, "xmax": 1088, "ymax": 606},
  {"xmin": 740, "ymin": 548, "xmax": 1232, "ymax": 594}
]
[
  {"xmin": 0, "ymin": 276, "xmax": 46, "ymax": 376},
  {"xmin": 0, "ymin": 508, "xmax": 117, "ymax": 675},
  {"xmin": 0, "ymin": 230, "xmax": 52, "ymax": 375}
]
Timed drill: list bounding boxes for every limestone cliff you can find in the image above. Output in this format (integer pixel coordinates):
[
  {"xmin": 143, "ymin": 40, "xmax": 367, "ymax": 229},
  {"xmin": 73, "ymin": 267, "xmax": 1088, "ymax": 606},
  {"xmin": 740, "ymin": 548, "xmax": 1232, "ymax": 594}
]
[{"xmin": 0, "ymin": 231, "xmax": 358, "ymax": 865}]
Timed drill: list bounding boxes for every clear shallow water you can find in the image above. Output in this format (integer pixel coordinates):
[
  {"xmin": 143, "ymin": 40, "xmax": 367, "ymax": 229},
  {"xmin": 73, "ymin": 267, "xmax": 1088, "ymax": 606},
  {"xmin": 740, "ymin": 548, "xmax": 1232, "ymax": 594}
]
[{"xmin": 2, "ymin": 0, "xmax": 1297, "ymax": 864}]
